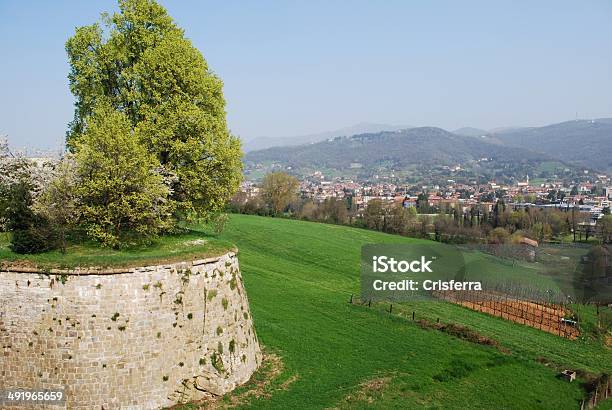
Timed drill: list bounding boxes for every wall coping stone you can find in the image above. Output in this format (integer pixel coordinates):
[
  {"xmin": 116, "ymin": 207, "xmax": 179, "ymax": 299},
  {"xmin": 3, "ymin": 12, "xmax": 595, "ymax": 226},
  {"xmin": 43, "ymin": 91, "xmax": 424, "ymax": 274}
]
[{"xmin": 1, "ymin": 250, "xmax": 237, "ymax": 275}]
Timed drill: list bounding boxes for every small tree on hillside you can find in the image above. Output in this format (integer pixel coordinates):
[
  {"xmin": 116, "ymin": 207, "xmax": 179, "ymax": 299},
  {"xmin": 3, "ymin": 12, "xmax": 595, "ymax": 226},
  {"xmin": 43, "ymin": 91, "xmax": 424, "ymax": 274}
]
[
  {"xmin": 488, "ymin": 227, "xmax": 510, "ymax": 244},
  {"xmin": 388, "ymin": 204, "xmax": 416, "ymax": 235},
  {"xmin": 598, "ymin": 215, "xmax": 611, "ymax": 244},
  {"xmin": 74, "ymin": 106, "xmax": 172, "ymax": 248},
  {"xmin": 261, "ymin": 172, "xmax": 299, "ymax": 215},
  {"xmin": 364, "ymin": 199, "xmax": 385, "ymax": 231}
]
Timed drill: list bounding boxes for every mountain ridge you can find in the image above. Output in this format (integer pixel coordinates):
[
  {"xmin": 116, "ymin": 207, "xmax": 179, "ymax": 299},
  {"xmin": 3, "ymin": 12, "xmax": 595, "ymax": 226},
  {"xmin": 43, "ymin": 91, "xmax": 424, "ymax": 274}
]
[
  {"xmin": 245, "ymin": 126, "xmax": 555, "ymax": 172},
  {"xmin": 488, "ymin": 118, "xmax": 612, "ymax": 171},
  {"xmin": 241, "ymin": 122, "xmax": 410, "ymax": 152},
  {"xmin": 244, "ymin": 118, "xmax": 612, "ymax": 173}
]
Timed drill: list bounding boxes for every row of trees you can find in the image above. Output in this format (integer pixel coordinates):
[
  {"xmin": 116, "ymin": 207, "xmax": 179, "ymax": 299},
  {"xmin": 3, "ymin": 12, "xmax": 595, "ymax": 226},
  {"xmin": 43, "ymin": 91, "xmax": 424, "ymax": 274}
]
[{"xmin": 0, "ymin": 0, "xmax": 242, "ymax": 252}]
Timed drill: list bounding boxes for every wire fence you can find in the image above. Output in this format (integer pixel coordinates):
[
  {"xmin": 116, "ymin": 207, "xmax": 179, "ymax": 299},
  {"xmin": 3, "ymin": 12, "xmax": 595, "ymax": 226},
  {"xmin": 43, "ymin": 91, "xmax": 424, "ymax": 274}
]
[
  {"xmin": 433, "ymin": 290, "xmax": 580, "ymax": 339},
  {"xmin": 349, "ymin": 290, "xmax": 581, "ymax": 339}
]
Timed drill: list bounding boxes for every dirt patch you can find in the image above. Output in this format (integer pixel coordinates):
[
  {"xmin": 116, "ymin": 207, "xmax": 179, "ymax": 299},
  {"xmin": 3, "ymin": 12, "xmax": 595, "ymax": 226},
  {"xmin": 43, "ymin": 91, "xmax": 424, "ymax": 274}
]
[
  {"xmin": 333, "ymin": 375, "xmax": 393, "ymax": 409},
  {"xmin": 182, "ymin": 239, "xmax": 208, "ymax": 247},
  {"xmin": 416, "ymin": 318, "xmax": 509, "ymax": 353}
]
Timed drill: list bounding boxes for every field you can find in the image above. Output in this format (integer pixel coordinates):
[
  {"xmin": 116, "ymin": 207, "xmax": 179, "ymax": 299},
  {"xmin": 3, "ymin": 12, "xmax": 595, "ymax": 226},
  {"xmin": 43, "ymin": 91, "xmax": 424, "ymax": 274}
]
[{"xmin": 182, "ymin": 214, "xmax": 610, "ymax": 409}]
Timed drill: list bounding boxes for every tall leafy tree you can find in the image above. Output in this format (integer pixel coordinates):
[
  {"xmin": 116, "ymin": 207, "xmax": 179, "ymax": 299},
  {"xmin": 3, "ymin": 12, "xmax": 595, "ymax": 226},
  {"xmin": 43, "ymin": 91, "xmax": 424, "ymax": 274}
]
[
  {"xmin": 261, "ymin": 172, "xmax": 299, "ymax": 215},
  {"xmin": 65, "ymin": 0, "xmax": 242, "ymax": 219}
]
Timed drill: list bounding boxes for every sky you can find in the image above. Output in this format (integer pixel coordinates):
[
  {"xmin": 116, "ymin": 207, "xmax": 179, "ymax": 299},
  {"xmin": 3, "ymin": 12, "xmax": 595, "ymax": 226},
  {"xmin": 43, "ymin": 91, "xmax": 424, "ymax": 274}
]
[{"xmin": 1, "ymin": 0, "xmax": 611, "ymax": 151}]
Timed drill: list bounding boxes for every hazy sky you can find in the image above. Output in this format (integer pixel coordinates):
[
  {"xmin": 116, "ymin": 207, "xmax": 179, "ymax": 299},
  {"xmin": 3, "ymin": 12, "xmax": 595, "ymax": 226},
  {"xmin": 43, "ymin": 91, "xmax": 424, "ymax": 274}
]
[{"xmin": 1, "ymin": 0, "xmax": 611, "ymax": 150}]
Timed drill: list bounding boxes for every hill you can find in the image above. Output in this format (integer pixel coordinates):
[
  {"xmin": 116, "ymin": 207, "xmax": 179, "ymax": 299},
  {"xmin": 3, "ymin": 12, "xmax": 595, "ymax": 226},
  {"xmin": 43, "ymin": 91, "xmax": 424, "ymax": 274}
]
[
  {"xmin": 244, "ymin": 118, "xmax": 612, "ymax": 175},
  {"xmin": 452, "ymin": 127, "xmax": 488, "ymax": 137},
  {"xmin": 244, "ymin": 127, "xmax": 559, "ymax": 179},
  {"xmin": 179, "ymin": 214, "xmax": 610, "ymax": 409},
  {"xmin": 490, "ymin": 119, "xmax": 612, "ymax": 171},
  {"xmin": 241, "ymin": 122, "xmax": 410, "ymax": 152}
]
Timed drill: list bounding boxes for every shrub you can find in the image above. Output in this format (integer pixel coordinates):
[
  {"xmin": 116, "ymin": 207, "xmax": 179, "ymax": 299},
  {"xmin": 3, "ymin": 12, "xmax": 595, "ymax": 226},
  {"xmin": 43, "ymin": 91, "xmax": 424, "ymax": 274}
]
[
  {"xmin": 32, "ymin": 156, "xmax": 78, "ymax": 252},
  {"xmin": 10, "ymin": 225, "xmax": 55, "ymax": 254},
  {"xmin": 6, "ymin": 182, "xmax": 56, "ymax": 254},
  {"xmin": 488, "ymin": 227, "xmax": 510, "ymax": 244}
]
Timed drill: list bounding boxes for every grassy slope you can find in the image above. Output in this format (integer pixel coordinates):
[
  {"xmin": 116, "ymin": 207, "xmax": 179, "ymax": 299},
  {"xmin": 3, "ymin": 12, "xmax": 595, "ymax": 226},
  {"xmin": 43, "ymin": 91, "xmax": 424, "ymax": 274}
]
[
  {"xmin": 199, "ymin": 214, "xmax": 610, "ymax": 409},
  {"xmin": 0, "ymin": 231, "xmax": 233, "ymax": 269}
]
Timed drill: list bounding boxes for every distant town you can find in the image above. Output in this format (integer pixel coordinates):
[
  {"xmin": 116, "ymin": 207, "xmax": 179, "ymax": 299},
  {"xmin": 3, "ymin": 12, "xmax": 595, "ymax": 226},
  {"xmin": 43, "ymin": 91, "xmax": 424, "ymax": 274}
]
[
  {"xmin": 240, "ymin": 171, "xmax": 610, "ymax": 218},
  {"xmin": 235, "ymin": 167, "xmax": 611, "ymax": 244}
]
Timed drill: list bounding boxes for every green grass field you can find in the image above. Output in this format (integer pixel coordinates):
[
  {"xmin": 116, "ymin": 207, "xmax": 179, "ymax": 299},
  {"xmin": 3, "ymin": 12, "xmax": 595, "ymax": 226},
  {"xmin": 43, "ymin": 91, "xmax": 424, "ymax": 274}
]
[{"xmin": 185, "ymin": 214, "xmax": 610, "ymax": 409}]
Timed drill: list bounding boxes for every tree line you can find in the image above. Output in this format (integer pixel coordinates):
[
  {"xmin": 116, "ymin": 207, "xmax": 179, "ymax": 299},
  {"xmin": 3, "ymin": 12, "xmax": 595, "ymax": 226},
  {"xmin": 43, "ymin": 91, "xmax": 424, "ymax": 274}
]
[{"xmin": 230, "ymin": 172, "xmax": 612, "ymax": 245}]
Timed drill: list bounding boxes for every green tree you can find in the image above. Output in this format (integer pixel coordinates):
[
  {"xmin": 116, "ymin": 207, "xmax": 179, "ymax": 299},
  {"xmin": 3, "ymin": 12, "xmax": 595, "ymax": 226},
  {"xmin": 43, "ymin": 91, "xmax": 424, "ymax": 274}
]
[
  {"xmin": 65, "ymin": 0, "xmax": 242, "ymax": 220},
  {"xmin": 419, "ymin": 215, "xmax": 432, "ymax": 238},
  {"xmin": 531, "ymin": 222, "xmax": 553, "ymax": 242},
  {"xmin": 74, "ymin": 106, "xmax": 172, "ymax": 248},
  {"xmin": 261, "ymin": 172, "xmax": 299, "ymax": 215}
]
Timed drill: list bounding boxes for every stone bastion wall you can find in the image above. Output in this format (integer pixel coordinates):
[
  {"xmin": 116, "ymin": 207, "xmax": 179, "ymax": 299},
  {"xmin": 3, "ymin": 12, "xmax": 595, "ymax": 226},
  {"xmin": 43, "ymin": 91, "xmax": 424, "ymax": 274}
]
[{"xmin": 0, "ymin": 251, "xmax": 262, "ymax": 409}]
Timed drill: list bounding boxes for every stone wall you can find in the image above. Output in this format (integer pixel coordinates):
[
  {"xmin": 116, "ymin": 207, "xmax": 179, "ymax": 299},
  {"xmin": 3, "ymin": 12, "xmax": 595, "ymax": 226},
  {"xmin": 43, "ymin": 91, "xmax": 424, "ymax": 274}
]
[{"xmin": 0, "ymin": 251, "xmax": 261, "ymax": 409}]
